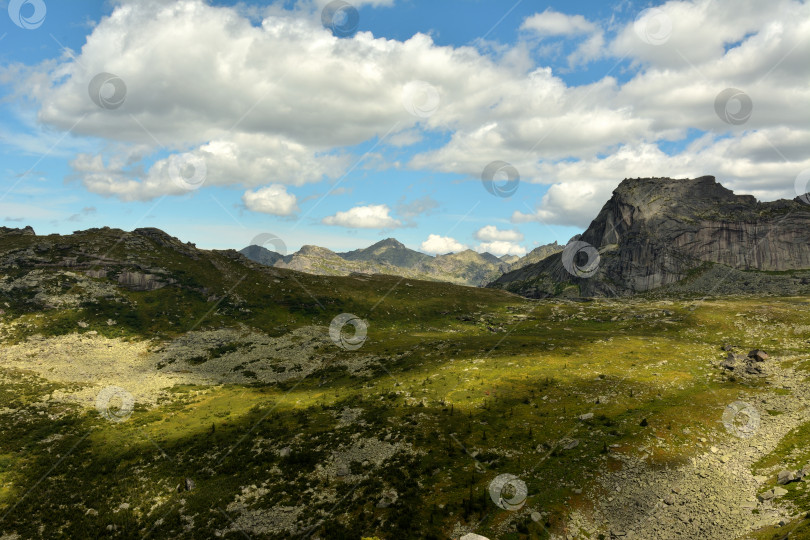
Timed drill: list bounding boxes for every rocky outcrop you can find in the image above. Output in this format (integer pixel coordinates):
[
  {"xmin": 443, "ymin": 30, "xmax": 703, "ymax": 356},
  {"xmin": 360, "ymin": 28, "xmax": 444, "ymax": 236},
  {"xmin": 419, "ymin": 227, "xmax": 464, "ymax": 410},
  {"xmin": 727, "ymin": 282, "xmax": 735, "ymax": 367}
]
[
  {"xmin": 117, "ymin": 271, "xmax": 169, "ymax": 291},
  {"xmin": 0, "ymin": 225, "xmax": 35, "ymax": 236},
  {"xmin": 489, "ymin": 176, "xmax": 810, "ymax": 297}
]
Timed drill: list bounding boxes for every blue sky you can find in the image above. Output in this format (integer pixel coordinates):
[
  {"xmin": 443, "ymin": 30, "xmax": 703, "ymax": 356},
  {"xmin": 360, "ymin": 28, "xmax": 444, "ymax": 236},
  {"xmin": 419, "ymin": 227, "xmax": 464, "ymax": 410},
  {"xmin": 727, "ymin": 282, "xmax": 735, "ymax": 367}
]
[{"xmin": 1, "ymin": 0, "xmax": 808, "ymax": 255}]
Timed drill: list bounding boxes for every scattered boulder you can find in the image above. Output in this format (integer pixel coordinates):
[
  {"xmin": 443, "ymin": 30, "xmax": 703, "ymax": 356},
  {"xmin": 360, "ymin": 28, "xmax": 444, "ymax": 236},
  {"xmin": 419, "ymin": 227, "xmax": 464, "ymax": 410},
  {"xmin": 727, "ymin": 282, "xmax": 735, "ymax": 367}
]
[
  {"xmin": 778, "ymin": 470, "xmax": 796, "ymax": 484},
  {"xmin": 748, "ymin": 349, "xmax": 769, "ymax": 362},
  {"xmin": 721, "ymin": 353, "xmax": 739, "ymax": 370},
  {"xmin": 758, "ymin": 487, "xmax": 788, "ymax": 501},
  {"xmin": 563, "ymin": 439, "xmax": 580, "ymax": 450},
  {"xmin": 579, "ymin": 412, "xmax": 594, "ymax": 421},
  {"xmin": 460, "ymin": 534, "xmax": 489, "ymax": 540}
]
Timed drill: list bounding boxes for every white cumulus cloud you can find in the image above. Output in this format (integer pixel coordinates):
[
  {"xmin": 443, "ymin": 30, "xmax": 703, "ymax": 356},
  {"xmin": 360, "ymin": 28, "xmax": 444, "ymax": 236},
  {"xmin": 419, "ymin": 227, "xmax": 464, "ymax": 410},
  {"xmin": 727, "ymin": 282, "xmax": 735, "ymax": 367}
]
[
  {"xmin": 474, "ymin": 225, "xmax": 524, "ymax": 242},
  {"xmin": 322, "ymin": 204, "xmax": 401, "ymax": 229},
  {"xmin": 521, "ymin": 9, "xmax": 597, "ymax": 36},
  {"xmin": 242, "ymin": 185, "xmax": 299, "ymax": 216},
  {"xmin": 420, "ymin": 234, "xmax": 466, "ymax": 254},
  {"xmin": 476, "ymin": 241, "xmax": 527, "ymax": 257}
]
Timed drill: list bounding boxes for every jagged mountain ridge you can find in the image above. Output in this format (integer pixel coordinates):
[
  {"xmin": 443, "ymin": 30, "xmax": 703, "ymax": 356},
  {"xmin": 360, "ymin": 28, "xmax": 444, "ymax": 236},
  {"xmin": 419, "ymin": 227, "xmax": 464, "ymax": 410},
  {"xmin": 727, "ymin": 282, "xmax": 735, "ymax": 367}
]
[
  {"xmin": 241, "ymin": 237, "xmax": 563, "ymax": 287},
  {"xmin": 489, "ymin": 176, "xmax": 810, "ymax": 297}
]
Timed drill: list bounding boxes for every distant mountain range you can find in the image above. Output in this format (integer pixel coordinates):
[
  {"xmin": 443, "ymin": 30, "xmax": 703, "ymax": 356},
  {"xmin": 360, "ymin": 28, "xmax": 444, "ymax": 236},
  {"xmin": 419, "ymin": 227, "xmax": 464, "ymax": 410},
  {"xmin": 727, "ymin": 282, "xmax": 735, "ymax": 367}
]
[
  {"xmin": 240, "ymin": 238, "xmax": 562, "ymax": 287},
  {"xmin": 490, "ymin": 176, "xmax": 810, "ymax": 297}
]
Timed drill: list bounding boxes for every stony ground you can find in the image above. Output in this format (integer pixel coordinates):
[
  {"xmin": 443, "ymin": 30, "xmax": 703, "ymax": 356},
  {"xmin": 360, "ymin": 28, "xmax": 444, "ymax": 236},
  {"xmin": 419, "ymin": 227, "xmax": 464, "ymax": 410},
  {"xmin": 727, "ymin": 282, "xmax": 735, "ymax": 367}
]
[{"xmin": 2, "ymin": 285, "xmax": 810, "ymax": 538}]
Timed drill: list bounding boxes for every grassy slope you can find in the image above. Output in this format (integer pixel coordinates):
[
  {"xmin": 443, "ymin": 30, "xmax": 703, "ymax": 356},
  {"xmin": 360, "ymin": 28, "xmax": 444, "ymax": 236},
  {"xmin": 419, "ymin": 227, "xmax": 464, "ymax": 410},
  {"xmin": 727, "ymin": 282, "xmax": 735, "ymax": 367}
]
[{"xmin": 1, "ymin": 230, "xmax": 810, "ymax": 538}]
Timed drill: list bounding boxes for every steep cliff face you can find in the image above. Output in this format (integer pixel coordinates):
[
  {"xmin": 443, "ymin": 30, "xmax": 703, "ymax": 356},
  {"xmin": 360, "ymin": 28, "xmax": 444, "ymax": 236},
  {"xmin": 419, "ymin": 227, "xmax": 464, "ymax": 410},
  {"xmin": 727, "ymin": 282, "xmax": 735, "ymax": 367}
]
[{"xmin": 490, "ymin": 176, "xmax": 810, "ymax": 297}]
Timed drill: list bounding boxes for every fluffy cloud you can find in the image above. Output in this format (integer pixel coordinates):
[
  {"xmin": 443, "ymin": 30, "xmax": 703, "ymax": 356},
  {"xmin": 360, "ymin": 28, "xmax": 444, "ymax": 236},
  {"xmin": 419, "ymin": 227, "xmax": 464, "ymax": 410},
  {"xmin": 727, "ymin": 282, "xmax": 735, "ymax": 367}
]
[
  {"xmin": 322, "ymin": 204, "xmax": 401, "ymax": 228},
  {"xmin": 521, "ymin": 10, "xmax": 596, "ymax": 36},
  {"xmin": 12, "ymin": 0, "xmax": 810, "ymax": 230},
  {"xmin": 242, "ymin": 185, "xmax": 299, "ymax": 216},
  {"xmin": 420, "ymin": 234, "xmax": 466, "ymax": 254},
  {"xmin": 474, "ymin": 225, "xmax": 524, "ymax": 242},
  {"xmin": 476, "ymin": 241, "xmax": 527, "ymax": 257}
]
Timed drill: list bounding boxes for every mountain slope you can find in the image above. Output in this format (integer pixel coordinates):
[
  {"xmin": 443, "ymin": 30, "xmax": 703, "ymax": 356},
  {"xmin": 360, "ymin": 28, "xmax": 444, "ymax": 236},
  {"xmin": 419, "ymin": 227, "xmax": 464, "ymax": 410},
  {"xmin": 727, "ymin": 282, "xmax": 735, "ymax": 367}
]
[
  {"xmin": 507, "ymin": 241, "xmax": 563, "ymax": 271},
  {"xmin": 490, "ymin": 176, "xmax": 810, "ymax": 297},
  {"xmin": 239, "ymin": 244, "xmax": 284, "ymax": 266},
  {"xmin": 4, "ymin": 225, "xmax": 810, "ymax": 538},
  {"xmin": 240, "ymin": 238, "xmax": 561, "ymax": 286}
]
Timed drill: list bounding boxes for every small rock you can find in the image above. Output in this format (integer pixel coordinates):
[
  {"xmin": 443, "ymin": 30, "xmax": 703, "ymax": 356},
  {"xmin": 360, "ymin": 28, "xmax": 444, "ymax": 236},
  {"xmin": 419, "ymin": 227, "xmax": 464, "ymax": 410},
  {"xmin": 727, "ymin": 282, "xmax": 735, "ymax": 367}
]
[
  {"xmin": 777, "ymin": 470, "xmax": 796, "ymax": 485},
  {"xmin": 579, "ymin": 413, "xmax": 594, "ymax": 421},
  {"xmin": 78, "ymin": 321, "xmax": 89, "ymax": 328},
  {"xmin": 748, "ymin": 349, "xmax": 769, "ymax": 362},
  {"xmin": 563, "ymin": 439, "xmax": 580, "ymax": 450},
  {"xmin": 773, "ymin": 487, "xmax": 788, "ymax": 497},
  {"xmin": 460, "ymin": 534, "xmax": 489, "ymax": 540},
  {"xmin": 664, "ymin": 494, "xmax": 676, "ymax": 505},
  {"xmin": 184, "ymin": 478, "xmax": 196, "ymax": 491},
  {"xmin": 710, "ymin": 446, "xmax": 719, "ymax": 454},
  {"xmin": 720, "ymin": 455, "xmax": 730, "ymax": 463},
  {"xmin": 753, "ymin": 475, "xmax": 768, "ymax": 484},
  {"xmin": 279, "ymin": 447, "xmax": 291, "ymax": 457}
]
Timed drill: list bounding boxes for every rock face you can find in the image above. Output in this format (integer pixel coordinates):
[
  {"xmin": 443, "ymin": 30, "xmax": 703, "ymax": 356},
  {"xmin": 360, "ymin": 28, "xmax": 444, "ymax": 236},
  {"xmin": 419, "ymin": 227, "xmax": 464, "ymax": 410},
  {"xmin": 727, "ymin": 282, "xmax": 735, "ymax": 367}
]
[
  {"xmin": 117, "ymin": 271, "xmax": 169, "ymax": 291},
  {"xmin": 490, "ymin": 176, "xmax": 810, "ymax": 297}
]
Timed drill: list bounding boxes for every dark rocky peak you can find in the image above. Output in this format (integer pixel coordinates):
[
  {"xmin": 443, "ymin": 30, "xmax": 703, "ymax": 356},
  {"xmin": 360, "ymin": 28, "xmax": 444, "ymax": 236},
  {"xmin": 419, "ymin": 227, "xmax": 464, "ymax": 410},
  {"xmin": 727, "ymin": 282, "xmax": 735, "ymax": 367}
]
[
  {"xmin": 368, "ymin": 238, "xmax": 406, "ymax": 250},
  {"xmin": 490, "ymin": 176, "xmax": 810, "ymax": 297},
  {"xmin": 0, "ymin": 225, "xmax": 35, "ymax": 236}
]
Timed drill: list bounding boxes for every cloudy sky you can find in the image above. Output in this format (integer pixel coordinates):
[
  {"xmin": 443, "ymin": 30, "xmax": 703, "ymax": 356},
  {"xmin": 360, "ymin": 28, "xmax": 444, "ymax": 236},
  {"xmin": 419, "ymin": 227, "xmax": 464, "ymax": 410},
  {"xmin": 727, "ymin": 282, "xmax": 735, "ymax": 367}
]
[{"xmin": 1, "ymin": 0, "xmax": 808, "ymax": 256}]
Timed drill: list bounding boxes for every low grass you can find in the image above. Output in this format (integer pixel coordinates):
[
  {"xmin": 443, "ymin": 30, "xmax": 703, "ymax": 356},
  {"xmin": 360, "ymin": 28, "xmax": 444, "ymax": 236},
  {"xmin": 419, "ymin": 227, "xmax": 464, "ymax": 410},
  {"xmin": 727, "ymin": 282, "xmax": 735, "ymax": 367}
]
[{"xmin": 2, "ymin": 230, "xmax": 810, "ymax": 538}]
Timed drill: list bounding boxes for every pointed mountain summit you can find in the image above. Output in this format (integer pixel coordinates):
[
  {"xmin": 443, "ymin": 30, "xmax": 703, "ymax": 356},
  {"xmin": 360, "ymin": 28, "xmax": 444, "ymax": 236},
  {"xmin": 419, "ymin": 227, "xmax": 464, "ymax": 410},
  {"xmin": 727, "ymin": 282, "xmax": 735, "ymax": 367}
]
[
  {"xmin": 490, "ymin": 176, "xmax": 810, "ymax": 297},
  {"xmin": 340, "ymin": 238, "xmax": 429, "ymax": 268}
]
